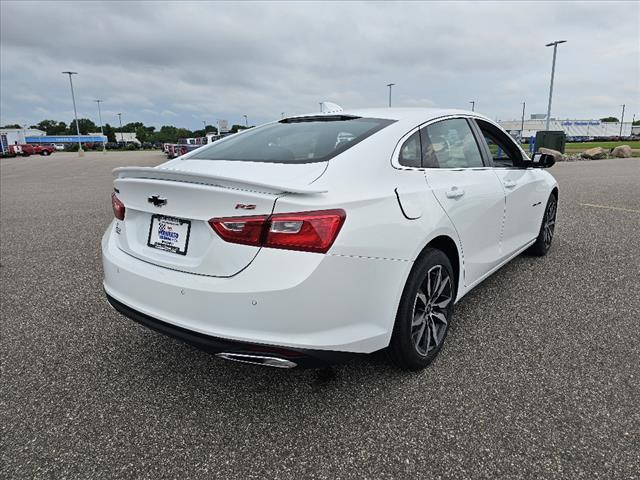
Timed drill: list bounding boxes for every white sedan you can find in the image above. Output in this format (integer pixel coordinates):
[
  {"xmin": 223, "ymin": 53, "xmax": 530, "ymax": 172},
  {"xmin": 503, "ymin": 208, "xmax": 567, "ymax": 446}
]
[{"xmin": 102, "ymin": 108, "xmax": 558, "ymax": 370}]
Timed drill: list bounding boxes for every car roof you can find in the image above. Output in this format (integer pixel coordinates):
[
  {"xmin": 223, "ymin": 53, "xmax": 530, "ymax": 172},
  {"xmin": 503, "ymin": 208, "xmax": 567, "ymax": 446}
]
[{"xmin": 288, "ymin": 107, "xmax": 493, "ymax": 125}]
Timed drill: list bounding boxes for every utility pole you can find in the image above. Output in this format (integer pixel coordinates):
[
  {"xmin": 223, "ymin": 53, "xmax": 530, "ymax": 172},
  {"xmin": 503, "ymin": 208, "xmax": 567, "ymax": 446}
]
[
  {"xmin": 94, "ymin": 99, "xmax": 105, "ymax": 153},
  {"xmin": 62, "ymin": 71, "xmax": 83, "ymax": 156},
  {"xmin": 469, "ymin": 101, "xmax": 475, "ymax": 112},
  {"xmin": 387, "ymin": 83, "xmax": 395, "ymax": 107},
  {"xmin": 545, "ymin": 40, "xmax": 567, "ymax": 130},
  {"xmin": 319, "ymin": 102, "xmax": 323, "ymax": 113},
  {"xmin": 202, "ymin": 120, "xmax": 207, "ymax": 134},
  {"xmin": 117, "ymin": 113, "xmax": 124, "ymax": 144},
  {"xmin": 619, "ymin": 104, "xmax": 626, "ymax": 137},
  {"xmin": 243, "ymin": 115, "xmax": 248, "ymax": 127}
]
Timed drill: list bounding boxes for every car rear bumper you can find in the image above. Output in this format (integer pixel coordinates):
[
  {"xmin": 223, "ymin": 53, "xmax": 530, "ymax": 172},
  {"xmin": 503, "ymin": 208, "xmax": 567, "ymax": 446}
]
[
  {"xmin": 102, "ymin": 223, "xmax": 411, "ymax": 357},
  {"xmin": 105, "ymin": 293, "xmax": 366, "ymax": 368}
]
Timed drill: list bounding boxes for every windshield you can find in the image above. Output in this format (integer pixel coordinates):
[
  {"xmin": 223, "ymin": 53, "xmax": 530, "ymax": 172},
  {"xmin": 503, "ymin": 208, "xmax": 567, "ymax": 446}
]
[{"xmin": 188, "ymin": 116, "xmax": 394, "ymax": 163}]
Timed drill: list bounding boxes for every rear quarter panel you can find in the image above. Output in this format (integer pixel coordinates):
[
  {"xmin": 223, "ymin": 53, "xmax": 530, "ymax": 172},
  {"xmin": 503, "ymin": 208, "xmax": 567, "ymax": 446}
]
[{"xmin": 273, "ymin": 122, "xmax": 464, "ymax": 296}]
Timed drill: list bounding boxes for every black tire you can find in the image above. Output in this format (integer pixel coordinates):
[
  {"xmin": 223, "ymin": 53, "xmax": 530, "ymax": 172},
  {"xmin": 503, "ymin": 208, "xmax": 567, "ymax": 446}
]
[
  {"xmin": 528, "ymin": 193, "xmax": 557, "ymax": 256},
  {"xmin": 388, "ymin": 248, "xmax": 455, "ymax": 370}
]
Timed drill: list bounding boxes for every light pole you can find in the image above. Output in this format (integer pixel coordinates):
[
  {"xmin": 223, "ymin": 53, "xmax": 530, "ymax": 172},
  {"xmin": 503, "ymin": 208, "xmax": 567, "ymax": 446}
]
[
  {"xmin": 94, "ymin": 99, "xmax": 106, "ymax": 153},
  {"xmin": 281, "ymin": 112, "xmax": 285, "ymax": 119},
  {"xmin": 117, "ymin": 113, "xmax": 124, "ymax": 144},
  {"xmin": 619, "ymin": 104, "xmax": 626, "ymax": 137},
  {"xmin": 202, "ymin": 120, "xmax": 207, "ymax": 135},
  {"xmin": 469, "ymin": 101, "xmax": 475, "ymax": 112},
  {"xmin": 520, "ymin": 101, "xmax": 526, "ymax": 141},
  {"xmin": 62, "ymin": 71, "xmax": 83, "ymax": 156},
  {"xmin": 545, "ymin": 40, "xmax": 567, "ymax": 131},
  {"xmin": 387, "ymin": 83, "xmax": 395, "ymax": 107},
  {"xmin": 243, "ymin": 115, "xmax": 248, "ymax": 127},
  {"xmin": 319, "ymin": 102, "xmax": 323, "ymax": 113}
]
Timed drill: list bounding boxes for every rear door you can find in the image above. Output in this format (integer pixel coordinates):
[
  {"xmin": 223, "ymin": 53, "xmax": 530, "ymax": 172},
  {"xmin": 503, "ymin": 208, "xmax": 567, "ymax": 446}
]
[
  {"xmin": 420, "ymin": 118, "xmax": 506, "ymax": 287},
  {"xmin": 472, "ymin": 119, "xmax": 548, "ymax": 257}
]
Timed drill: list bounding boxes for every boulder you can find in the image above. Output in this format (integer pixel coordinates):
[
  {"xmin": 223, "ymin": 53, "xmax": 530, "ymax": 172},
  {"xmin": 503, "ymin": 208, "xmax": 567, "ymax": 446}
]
[
  {"xmin": 581, "ymin": 147, "xmax": 608, "ymax": 160},
  {"xmin": 539, "ymin": 147, "xmax": 566, "ymax": 162},
  {"xmin": 611, "ymin": 145, "xmax": 633, "ymax": 158}
]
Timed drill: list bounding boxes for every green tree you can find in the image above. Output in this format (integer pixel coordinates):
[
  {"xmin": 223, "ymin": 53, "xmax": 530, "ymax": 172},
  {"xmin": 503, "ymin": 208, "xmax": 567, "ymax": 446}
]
[
  {"xmin": 103, "ymin": 123, "xmax": 116, "ymax": 142},
  {"xmin": 175, "ymin": 128, "xmax": 193, "ymax": 142},
  {"xmin": 201, "ymin": 125, "xmax": 218, "ymax": 136},
  {"xmin": 230, "ymin": 124, "xmax": 250, "ymax": 133},
  {"xmin": 633, "ymin": 120, "xmax": 640, "ymax": 126},
  {"xmin": 135, "ymin": 126, "xmax": 148, "ymax": 143},
  {"xmin": 31, "ymin": 120, "xmax": 68, "ymax": 135},
  {"xmin": 69, "ymin": 118, "xmax": 98, "ymax": 135},
  {"xmin": 122, "ymin": 122, "xmax": 144, "ymax": 131},
  {"xmin": 600, "ymin": 117, "xmax": 619, "ymax": 123},
  {"xmin": 152, "ymin": 125, "xmax": 179, "ymax": 143},
  {"xmin": 2, "ymin": 124, "xmax": 22, "ymax": 129}
]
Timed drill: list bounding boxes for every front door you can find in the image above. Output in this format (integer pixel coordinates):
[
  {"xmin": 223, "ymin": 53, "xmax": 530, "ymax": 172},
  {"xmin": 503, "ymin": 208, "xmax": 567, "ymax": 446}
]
[{"xmin": 472, "ymin": 119, "xmax": 548, "ymax": 258}]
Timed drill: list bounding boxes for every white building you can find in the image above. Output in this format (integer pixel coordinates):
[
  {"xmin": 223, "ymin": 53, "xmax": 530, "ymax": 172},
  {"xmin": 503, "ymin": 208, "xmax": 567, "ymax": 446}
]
[
  {"xmin": 498, "ymin": 119, "xmax": 633, "ymax": 139},
  {"xmin": 112, "ymin": 132, "xmax": 141, "ymax": 145},
  {"xmin": 0, "ymin": 128, "xmax": 46, "ymax": 146}
]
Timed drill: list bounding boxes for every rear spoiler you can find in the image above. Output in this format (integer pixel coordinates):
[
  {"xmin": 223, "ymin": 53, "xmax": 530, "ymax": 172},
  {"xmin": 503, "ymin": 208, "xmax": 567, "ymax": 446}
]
[{"xmin": 112, "ymin": 167, "xmax": 327, "ymax": 195}]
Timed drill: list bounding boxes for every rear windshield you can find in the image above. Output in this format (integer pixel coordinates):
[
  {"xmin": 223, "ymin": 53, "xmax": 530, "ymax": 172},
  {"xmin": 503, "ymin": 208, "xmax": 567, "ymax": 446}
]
[{"xmin": 188, "ymin": 116, "xmax": 394, "ymax": 163}]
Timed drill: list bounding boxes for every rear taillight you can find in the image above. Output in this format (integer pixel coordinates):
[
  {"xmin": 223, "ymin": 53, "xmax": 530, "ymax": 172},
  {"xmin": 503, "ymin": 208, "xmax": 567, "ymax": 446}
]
[
  {"xmin": 265, "ymin": 210, "xmax": 346, "ymax": 253},
  {"xmin": 209, "ymin": 215, "xmax": 268, "ymax": 247},
  {"xmin": 209, "ymin": 209, "xmax": 345, "ymax": 254},
  {"xmin": 111, "ymin": 192, "xmax": 125, "ymax": 220}
]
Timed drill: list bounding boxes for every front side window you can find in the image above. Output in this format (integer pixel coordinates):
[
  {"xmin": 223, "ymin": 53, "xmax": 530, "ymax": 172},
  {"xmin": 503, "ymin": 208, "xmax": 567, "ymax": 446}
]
[
  {"xmin": 189, "ymin": 116, "xmax": 394, "ymax": 164},
  {"xmin": 420, "ymin": 118, "xmax": 484, "ymax": 168},
  {"xmin": 476, "ymin": 119, "xmax": 526, "ymax": 168}
]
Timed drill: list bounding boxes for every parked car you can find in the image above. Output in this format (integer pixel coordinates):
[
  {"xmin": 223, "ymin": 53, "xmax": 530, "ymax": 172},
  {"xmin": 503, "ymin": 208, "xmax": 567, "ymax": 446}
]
[
  {"xmin": 53, "ymin": 144, "xmax": 66, "ymax": 151},
  {"xmin": 103, "ymin": 108, "xmax": 558, "ymax": 370},
  {"xmin": 31, "ymin": 144, "xmax": 56, "ymax": 156}
]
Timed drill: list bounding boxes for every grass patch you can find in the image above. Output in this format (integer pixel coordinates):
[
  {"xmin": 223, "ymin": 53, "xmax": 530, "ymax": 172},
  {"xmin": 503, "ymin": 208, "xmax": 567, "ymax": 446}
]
[
  {"xmin": 564, "ymin": 141, "xmax": 640, "ymax": 150},
  {"xmin": 521, "ymin": 140, "xmax": 640, "ymax": 156}
]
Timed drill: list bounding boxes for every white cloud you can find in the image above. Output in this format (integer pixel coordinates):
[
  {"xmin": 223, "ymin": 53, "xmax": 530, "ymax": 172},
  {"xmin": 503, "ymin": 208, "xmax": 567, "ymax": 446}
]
[{"xmin": 1, "ymin": 0, "xmax": 638, "ymax": 129}]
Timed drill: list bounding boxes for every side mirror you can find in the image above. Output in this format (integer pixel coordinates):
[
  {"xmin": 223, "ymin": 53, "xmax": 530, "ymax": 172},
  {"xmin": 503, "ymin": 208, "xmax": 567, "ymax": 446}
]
[{"xmin": 526, "ymin": 152, "xmax": 555, "ymax": 168}]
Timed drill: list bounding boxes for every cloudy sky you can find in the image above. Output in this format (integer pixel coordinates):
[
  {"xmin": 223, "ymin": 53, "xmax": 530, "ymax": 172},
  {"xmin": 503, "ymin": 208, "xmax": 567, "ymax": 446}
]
[{"xmin": 1, "ymin": 1, "xmax": 638, "ymax": 130}]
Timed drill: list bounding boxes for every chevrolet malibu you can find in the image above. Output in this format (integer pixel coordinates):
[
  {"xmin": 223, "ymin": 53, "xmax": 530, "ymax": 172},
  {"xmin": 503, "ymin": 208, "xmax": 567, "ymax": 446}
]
[{"xmin": 102, "ymin": 107, "xmax": 558, "ymax": 370}]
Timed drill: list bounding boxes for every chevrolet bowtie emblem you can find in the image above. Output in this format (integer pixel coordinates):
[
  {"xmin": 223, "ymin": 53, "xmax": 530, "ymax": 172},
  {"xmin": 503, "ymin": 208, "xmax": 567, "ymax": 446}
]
[{"xmin": 147, "ymin": 195, "xmax": 167, "ymax": 207}]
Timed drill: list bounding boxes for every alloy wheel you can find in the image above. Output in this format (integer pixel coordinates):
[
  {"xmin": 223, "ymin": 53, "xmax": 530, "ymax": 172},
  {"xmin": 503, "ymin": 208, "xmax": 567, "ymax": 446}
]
[
  {"xmin": 411, "ymin": 265, "xmax": 452, "ymax": 356},
  {"xmin": 543, "ymin": 197, "xmax": 557, "ymax": 249}
]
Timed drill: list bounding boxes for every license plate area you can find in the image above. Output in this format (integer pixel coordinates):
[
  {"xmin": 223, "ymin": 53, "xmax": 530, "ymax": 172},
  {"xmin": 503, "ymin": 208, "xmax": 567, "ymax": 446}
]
[{"xmin": 147, "ymin": 214, "xmax": 191, "ymax": 255}]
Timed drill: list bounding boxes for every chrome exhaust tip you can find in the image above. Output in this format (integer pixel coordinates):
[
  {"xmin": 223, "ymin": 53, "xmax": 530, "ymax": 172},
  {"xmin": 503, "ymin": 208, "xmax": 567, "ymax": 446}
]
[{"xmin": 215, "ymin": 352, "xmax": 298, "ymax": 369}]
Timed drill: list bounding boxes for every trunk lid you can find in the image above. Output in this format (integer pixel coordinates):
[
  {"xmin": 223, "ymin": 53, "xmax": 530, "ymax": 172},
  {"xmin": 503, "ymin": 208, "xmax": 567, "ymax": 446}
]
[{"xmin": 113, "ymin": 160, "xmax": 327, "ymax": 277}]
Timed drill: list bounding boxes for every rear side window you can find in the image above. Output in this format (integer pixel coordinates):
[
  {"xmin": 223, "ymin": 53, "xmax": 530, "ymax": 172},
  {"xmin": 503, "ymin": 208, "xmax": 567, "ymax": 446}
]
[
  {"xmin": 398, "ymin": 131, "xmax": 422, "ymax": 168},
  {"xmin": 189, "ymin": 116, "xmax": 394, "ymax": 164},
  {"xmin": 420, "ymin": 119, "xmax": 484, "ymax": 168}
]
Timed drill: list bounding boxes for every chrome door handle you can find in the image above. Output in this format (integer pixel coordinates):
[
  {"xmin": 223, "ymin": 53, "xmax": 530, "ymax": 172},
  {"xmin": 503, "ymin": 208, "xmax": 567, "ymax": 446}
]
[
  {"xmin": 446, "ymin": 187, "xmax": 465, "ymax": 198},
  {"xmin": 503, "ymin": 180, "xmax": 517, "ymax": 189}
]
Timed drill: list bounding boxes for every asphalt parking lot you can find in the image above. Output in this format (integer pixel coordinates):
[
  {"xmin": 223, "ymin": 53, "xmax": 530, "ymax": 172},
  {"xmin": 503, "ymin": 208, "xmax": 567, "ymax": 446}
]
[{"xmin": 1, "ymin": 151, "xmax": 639, "ymax": 479}]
